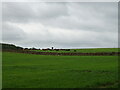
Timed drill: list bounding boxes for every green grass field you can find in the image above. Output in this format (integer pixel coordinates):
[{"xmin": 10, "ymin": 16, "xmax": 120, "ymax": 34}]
[
  {"xmin": 2, "ymin": 52, "xmax": 118, "ymax": 88},
  {"xmin": 31, "ymin": 48, "xmax": 119, "ymax": 53}
]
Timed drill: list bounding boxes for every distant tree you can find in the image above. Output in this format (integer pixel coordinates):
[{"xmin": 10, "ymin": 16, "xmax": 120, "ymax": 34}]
[
  {"xmin": 24, "ymin": 48, "xmax": 29, "ymax": 50},
  {"xmin": 52, "ymin": 47, "xmax": 54, "ymax": 50}
]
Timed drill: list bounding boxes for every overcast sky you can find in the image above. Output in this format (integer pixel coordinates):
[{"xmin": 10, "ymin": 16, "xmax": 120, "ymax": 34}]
[{"xmin": 2, "ymin": 2, "xmax": 118, "ymax": 49}]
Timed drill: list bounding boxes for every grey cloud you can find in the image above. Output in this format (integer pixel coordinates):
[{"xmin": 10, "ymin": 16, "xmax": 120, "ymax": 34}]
[
  {"xmin": 2, "ymin": 2, "xmax": 117, "ymax": 32},
  {"xmin": 2, "ymin": 2, "xmax": 68, "ymax": 23},
  {"xmin": 2, "ymin": 2, "xmax": 118, "ymax": 48},
  {"xmin": 43, "ymin": 2, "xmax": 117, "ymax": 32},
  {"xmin": 2, "ymin": 22, "xmax": 26, "ymax": 42}
]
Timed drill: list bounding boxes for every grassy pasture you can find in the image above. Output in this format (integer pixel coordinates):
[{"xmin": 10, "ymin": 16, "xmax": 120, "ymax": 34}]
[
  {"xmin": 31, "ymin": 48, "xmax": 118, "ymax": 53},
  {"xmin": 2, "ymin": 52, "xmax": 118, "ymax": 88}
]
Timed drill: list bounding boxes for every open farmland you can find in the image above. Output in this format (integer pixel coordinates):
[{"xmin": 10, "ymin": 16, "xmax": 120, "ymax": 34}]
[{"xmin": 2, "ymin": 52, "xmax": 118, "ymax": 88}]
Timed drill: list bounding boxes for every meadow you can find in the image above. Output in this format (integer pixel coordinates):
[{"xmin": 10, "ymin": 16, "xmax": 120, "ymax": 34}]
[{"xmin": 2, "ymin": 52, "xmax": 118, "ymax": 88}]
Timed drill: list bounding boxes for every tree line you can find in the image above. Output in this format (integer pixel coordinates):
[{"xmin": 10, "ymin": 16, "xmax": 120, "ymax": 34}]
[{"xmin": 0, "ymin": 43, "xmax": 23, "ymax": 50}]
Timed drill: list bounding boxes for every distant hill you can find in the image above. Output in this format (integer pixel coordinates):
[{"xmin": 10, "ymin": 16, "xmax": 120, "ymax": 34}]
[
  {"xmin": 0, "ymin": 43, "xmax": 23, "ymax": 51},
  {"xmin": 0, "ymin": 43, "xmax": 119, "ymax": 53}
]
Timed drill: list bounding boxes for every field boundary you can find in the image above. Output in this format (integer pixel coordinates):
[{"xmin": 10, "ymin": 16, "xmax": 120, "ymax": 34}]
[{"xmin": 2, "ymin": 50, "xmax": 120, "ymax": 56}]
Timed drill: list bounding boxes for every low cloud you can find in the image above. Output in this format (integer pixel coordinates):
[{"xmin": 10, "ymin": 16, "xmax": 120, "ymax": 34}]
[{"xmin": 2, "ymin": 2, "xmax": 118, "ymax": 48}]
